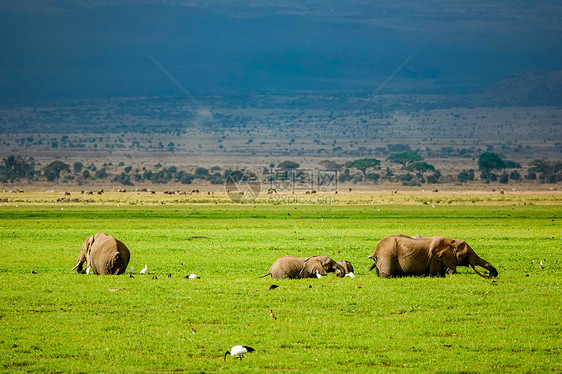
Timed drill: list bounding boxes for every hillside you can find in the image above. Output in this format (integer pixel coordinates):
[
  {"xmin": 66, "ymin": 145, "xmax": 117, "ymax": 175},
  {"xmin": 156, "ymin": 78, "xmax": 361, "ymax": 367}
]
[{"xmin": 475, "ymin": 70, "xmax": 562, "ymax": 107}]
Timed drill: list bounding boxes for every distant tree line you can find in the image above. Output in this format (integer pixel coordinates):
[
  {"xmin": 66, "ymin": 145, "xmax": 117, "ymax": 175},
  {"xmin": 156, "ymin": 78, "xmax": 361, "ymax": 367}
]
[
  {"xmin": 1, "ymin": 153, "xmax": 560, "ymax": 186},
  {"xmin": 0, "ymin": 156, "xmax": 228, "ymax": 186},
  {"xmin": 337, "ymin": 152, "xmax": 441, "ymax": 186},
  {"xmin": 456, "ymin": 153, "xmax": 561, "ymax": 184}
]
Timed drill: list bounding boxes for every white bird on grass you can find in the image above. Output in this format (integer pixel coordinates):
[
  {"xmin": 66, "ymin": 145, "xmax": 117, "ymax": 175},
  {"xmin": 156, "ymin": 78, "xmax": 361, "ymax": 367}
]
[
  {"xmin": 129, "ymin": 266, "xmax": 134, "ymax": 278},
  {"xmin": 224, "ymin": 345, "xmax": 255, "ymax": 361},
  {"xmin": 345, "ymin": 272, "xmax": 356, "ymax": 278},
  {"xmin": 315, "ymin": 270, "xmax": 323, "ymax": 279},
  {"xmin": 140, "ymin": 265, "xmax": 148, "ymax": 274},
  {"xmin": 86, "ymin": 266, "xmax": 91, "ymax": 275}
]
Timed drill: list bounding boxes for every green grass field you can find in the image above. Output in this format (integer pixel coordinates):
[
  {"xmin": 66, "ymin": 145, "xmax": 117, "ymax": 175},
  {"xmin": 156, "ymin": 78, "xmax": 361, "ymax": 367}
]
[{"xmin": 1, "ymin": 203, "xmax": 560, "ymax": 373}]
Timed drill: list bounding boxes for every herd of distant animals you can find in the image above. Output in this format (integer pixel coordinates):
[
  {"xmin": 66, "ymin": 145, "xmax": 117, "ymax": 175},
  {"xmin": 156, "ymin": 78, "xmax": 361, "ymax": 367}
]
[{"xmin": 70, "ymin": 231, "xmax": 498, "ymax": 361}]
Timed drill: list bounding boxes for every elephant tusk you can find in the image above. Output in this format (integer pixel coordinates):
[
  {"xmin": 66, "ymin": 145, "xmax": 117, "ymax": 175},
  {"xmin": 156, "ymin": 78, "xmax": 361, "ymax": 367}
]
[{"xmin": 471, "ymin": 264, "xmax": 491, "ymax": 279}]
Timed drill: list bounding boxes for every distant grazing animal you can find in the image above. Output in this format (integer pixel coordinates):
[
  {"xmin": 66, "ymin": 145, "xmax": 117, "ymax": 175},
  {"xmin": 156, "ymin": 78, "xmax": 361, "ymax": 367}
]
[
  {"xmin": 368, "ymin": 235, "xmax": 498, "ymax": 279},
  {"xmin": 260, "ymin": 256, "xmax": 346, "ymax": 279},
  {"xmin": 224, "ymin": 345, "xmax": 255, "ymax": 361},
  {"xmin": 72, "ymin": 233, "xmax": 130, "ymax": 275}
]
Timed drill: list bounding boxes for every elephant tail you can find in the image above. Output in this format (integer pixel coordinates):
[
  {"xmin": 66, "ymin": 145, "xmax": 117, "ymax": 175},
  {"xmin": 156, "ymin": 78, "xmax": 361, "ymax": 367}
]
[
  {"xmin": 368, "ymin": 256, "xmax": 377, "ymax": 272},
  {"xmin": 110, "ymin": 252, "xmax": 126, "ymax": 275},
  {"xmin": 259, "ymin": 272, "xmax": 272, "ymax": 278}
]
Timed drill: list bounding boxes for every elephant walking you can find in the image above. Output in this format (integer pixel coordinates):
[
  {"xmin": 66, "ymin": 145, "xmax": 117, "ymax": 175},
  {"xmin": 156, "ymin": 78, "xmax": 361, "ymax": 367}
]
[
  {"xmin": 260, "ymin": 256, "xmax": 346, "ymax": 279},
  {"xmin": 368, "ymin": 235, "xmax": 498, "ymax": 278},
  {"xmin": 72, "ymin": 233, "xmax": 131, "ymax": 275}
]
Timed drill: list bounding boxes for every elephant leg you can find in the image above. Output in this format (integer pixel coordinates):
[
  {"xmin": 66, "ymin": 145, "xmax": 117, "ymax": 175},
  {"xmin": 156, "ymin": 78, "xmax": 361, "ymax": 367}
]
[{"xmin": 428, "ymin": 259, "xmax": 446, "ymax": 277}]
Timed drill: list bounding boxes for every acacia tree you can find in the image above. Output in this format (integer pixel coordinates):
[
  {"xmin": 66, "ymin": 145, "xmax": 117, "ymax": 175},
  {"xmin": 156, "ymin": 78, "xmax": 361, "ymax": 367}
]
[
  {"xmin": 478, "ymin": 152, "xmax": 506, "ymax": 183},
  {"xmin": 319, "ymin": 160, "xmax": 344, "ymax": 170},
  {"xmin": 528, "ymin": 159, "xmax": 562, "ymax": 183},
  {"xmin": 410, "ymin": 161, "xmax": 435, "ymax": 180},
  {"xmin": 277, "ymin": 161, "xmax": 300, "ymax": 169},
  {"xmin": 478, "ymin": 152, "xmax": 505, "ymax": 172},
  {"xmin": 43, "ymin": 161, "xmax": 70, "ymax": 182},
  {"xmin": 387, "ymin": 152, "xmax": 423, "ymax": 170},
  {"xmin": 0, "ymin": 155, "xmax": 36, "ymax": 182},
  {"xmin": 346, "ymin": 158, "xmax": 381, "ymax": 181}
]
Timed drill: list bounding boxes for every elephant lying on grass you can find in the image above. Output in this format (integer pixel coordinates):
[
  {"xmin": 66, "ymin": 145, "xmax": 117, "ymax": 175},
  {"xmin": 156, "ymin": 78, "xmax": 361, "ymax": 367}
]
[
  {"xmin": 260, "ymin": 256, "xmax": 346, "ymax": 279},
  {"xmin": 72, "ymin": 233, "xmax": 131, "ymax": 275},
  {"xmin": 336, "ymin": 260, "xmax": 354, "ymax": 275},
  {"xmin": 368, "ymin": 235, "xmax": 498, "ymax": 278}
]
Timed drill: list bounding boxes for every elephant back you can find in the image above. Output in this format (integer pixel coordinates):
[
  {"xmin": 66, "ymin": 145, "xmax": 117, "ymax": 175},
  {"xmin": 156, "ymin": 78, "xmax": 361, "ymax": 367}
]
[{"xmin": 90, "ymin": 235, "xmax": 131, "ymax": 275}]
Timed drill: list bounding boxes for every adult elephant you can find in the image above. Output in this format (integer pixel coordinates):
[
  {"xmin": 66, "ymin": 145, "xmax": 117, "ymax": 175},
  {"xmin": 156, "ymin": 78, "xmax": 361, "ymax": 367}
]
[
  {"xmin": 260, "ymin": 256, "xmax": 346, "ymax": 279},
  {"xmin": 368, "ymin": 235, "xmax": 498, "ymax": 278},
  {"xmin": 72, "ymin": 233, "xmax": 131, "ymax": 275}
]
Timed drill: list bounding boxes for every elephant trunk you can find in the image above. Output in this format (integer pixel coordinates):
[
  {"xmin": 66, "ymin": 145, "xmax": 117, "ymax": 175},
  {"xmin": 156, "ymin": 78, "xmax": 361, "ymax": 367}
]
[
  {"xmin": 72, "ymin": 252, "xmax": 86, "ymax": 273},
  {"xmin": 470, "ymin": 256, "xmax": 498, "ymax": 278},
  {"xmin": 334, "ymin": 264, "xmax": 346, "ymax": 278},
  {"xmin": 71, "ymin": 261, "xmax": 85, "ymax": 273}
]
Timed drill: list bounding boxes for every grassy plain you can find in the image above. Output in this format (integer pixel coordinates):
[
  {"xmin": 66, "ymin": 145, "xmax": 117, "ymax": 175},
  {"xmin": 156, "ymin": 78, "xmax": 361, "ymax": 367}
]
[{"xmin": 0, "ymin": 194, "xmax": 560, "ymax": 373}]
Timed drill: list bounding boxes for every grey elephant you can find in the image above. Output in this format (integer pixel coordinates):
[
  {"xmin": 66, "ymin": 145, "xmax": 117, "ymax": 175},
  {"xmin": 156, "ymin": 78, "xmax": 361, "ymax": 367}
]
[
  {"xmin": 368, "ymin": 235, "xmax": 498, "ymax": 278},
  {"xmin": 260, "ymin": 255, "xmax": 346, "ymax": 279},
  {"xmin": 336, "ymin": 260, "xmax": 354, "ymax": 275},
  {"xmin": 72, "ymin": 233, "xmax": 131, "ymax": 275}
]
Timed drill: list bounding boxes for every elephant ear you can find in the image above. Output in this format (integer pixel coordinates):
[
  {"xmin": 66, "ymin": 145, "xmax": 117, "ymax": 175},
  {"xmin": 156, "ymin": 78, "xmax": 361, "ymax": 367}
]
[
  {"xmin": 71, "ymin": 235, "xmax": 95, "ymax": 271},
  {"xmin": 431, "ymin": 237, "xmax": 457, "ymax": 273},
  {"xmin": 84, "ymin": 235, "xmax": 95, "ymax": 254},
  {"xmin": 453, "ymin": 240, "xmax": 470, "ymax": 266},
  {"xmin": 304, "ymin": 259, "xmax": 327, "ymax": 277}
]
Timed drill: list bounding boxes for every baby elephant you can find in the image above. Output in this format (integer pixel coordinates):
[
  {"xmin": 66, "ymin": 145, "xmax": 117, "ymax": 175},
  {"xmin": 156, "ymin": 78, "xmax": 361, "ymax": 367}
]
[
  {"xmin": 260, "ymin": 256, "xmax": 346, "ymax": 279},
  {"xmin": 336, "ymin": 260, "xmax": 355, "ymax": 276},
  {"xmin": 72, "ymin": 233, "xmax": 131, "ymax": 275}
]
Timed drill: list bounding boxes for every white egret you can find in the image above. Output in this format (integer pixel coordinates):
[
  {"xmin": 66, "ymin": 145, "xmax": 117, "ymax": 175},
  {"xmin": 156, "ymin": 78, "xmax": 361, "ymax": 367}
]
[
  {"xmin": 315, "ymin": 270, "xmax": 323, "ymax": 279},
  {"xmin": 86, "ymin": 266, "xmax": 91, "ymax": 275},
  {"xmin": 345, "ymin": 272, "xmax": 356, "ymax": 278},
  {"xmin": 140, "ymin": 265, "xmax": 148, "ymax": 274}
]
